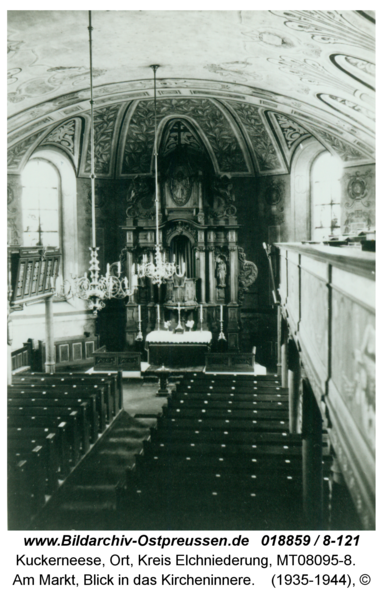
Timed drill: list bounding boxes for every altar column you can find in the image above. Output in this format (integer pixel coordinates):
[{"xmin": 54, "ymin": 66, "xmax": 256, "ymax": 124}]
[
  {"xmin": 207, "ymin": 230, "xmax": 216, "ymax": 304},
  {"xmin": 125, "ymin": 249, "xmax": 135, "ymax": 304},
  {"xmin": 199, "ymin": 248, "xmax": 206, "ymax": 304},
  {"xmin": 228, "ymin": 230, "xmax": 238, "ymax": 304}
]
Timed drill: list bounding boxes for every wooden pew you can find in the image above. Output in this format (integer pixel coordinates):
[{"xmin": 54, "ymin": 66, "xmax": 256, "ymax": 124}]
[
  {"xmin": 150, "ymin": 427, "xmax": 300, "ymax": 446},
  {"xmin": 16, "ymin": 374, "xmax": 116, "ymax": 421},
  {"xmin": 8, "ymin": 391, "xmax": 99, "ymax": 443},
  {"xmin": 9, "ymin": 383, "xmax": 106, "ymax": 433},
  {"xmin": 8, "ymin": 429, "xmax": 60, "ymax": 493},
  {"xmin": 8, "ymin": 458, "xmax": 45, "ymax": 529},
  {"xmin": 155, "ymin": 415, "xmax": 288, "ymax": 432},
  {"xmin": 8, "ymin": 416, "xmax": 72, "ymax": 477},
  {"xmin": 176, "ymin": 380, "xmax": 285, "ymax": 391},
  {"xmin": 8, "ymin": 405, "xmax": 87, "ymax": 455},
  {"xmin": 162, "ymin": 406, "xmax": 289, "ymax": 421},
  {"xmin": 181, "ymin": 373, "xmax": 281, "ymax": 382},
  {"xmin": 24, "ymin": 370, "xmax": 123, "ymax": 414},
  {"xmin": 168, "ymin": 397, "xmax": 288, "ymax": 411},
  {"xmin": 172, "ymin": 390, "xmax": 288, "ymax": 402}
]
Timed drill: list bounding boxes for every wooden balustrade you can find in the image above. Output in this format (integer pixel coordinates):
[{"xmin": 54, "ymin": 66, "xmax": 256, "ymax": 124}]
[{"xmin": 275, "ymin": 242, "xmax": 375, "ymax": 529}]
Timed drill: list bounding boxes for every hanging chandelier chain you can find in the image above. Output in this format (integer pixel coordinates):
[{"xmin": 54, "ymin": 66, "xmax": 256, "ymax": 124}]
[
  {"xmin": 63, "ymin": 10, "xmax": 137, "ymax": 315},
  {"xmin": 137, "ymin": 65, "xmax": 185, "ymax": 287}
]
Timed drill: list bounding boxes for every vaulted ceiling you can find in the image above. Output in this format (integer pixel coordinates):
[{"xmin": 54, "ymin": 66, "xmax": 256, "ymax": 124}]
[{"xmin": 7, "ymin": 10, "xmax": 375, "ymax": 177}]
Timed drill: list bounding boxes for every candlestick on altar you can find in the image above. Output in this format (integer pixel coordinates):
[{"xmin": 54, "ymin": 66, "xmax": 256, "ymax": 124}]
[
  {"xmin": 138, "ymin": 304, "xmax": 141, "ymax": 321},
  {"xmin": 200, "ymin": 304, "xmax": 203, "ymax": 330},
  {"xmin": 175, "ymin": 302, "xmax": 184, "ymax": 333},
  {"xmin": 218, "ymin": 304, "xmax": 226, "ymax": 341}
]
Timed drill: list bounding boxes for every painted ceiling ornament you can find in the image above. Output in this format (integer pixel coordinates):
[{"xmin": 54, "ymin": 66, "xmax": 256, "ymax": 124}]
[
  {"xmin": 124, "ymin": 97, "xmax": 248, "ymax": 175},
  {"xmin": 309, "ymin": 126, "xmax": 369, "ymax": 162},
  {"xmin": 318, "ymin": 94, "xmax": 375, "ymax": 123},
  {"xmin": 41, "ymin": 119, "xmax": 76, "ymax": 155},
  {"xmin": 273, "ymin": 113, "xmax": 309, "ymax": 150},
  {"xmin": 227, "ymin": 101, "xmax": 282, "ymax": 172},
  {"xmin": 346, "ymin": 171, "xmax": 372, "ymax": 208},
  {"xmin": 268, "ymin": 55, "xmax": 355, "ymax": 95},
  {"xmin": 7, "ymin": 130, "xmax": 43, "ymax": 171},
  {"xmin": 237, "ymin": 246, "xmax": 258, "ymax": 304},
  {"xmin": 84, "ymin": 104, "xmax": 121, "ymax": 174},
  {"xmin": 270, "ymin": 10, "xmax": 375, "ymax": 52},
  {"xmin": 330, "ymin": 55, "xmax": 375, "ymax": 91}
]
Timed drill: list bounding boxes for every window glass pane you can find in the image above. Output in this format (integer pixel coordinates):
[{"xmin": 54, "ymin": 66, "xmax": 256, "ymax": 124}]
[
  {"xmin": 42, "ymin": 232, "xmax": 60, "ymax": 247},
  {"xmin": 21, "ymin": 188, "xmax": 39, "ymax": 210},
  {"xmin": 23, "ymin": 231, "xmax": 39, "ymax": 246},
  {"xmin": 23, "ymin": 212, "xmax": 40, "ymax": 232},
  {"xmin": 39, "ymin": 209, "xmax": 59, "ymax": 231},
  {"xmin": 39, "ymin": 188, "xmax": 58, "ymax": 210}
]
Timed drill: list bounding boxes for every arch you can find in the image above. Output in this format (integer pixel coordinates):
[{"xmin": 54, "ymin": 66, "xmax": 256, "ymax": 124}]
[
  {"xmin": 26, "ymin": 147, "xmax": 78, "ymax": 283},
  {"xmin": 155, "ymin": 114, "xmax": 220, "ymax": 174},
  {"xmin": 289, "ymin": 137, "xmax": 326, "ymax": 241}
]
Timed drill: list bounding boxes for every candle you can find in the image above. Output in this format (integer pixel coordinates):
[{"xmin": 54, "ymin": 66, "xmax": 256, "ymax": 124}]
[
  {"xmin": 138, "ymin": 304, "xmax": 141, "ymax": 321},
  {"xmin": 220, "ymin": 304, "xmax": 223, "ymax": 321},
  {"xmin": 106, "ymin": 263, "xmax": 110, "ymax": 276},
  {"xmin": 157, "ymin": 304, "xmax": 160, "ymax": 321},
  {"xmin": 117, "ymin": 261, "xmax": 121, "ymax": 276},
  {"xmin": 200, "ymin": 304, "xmax": 203, "ymax": 322}
]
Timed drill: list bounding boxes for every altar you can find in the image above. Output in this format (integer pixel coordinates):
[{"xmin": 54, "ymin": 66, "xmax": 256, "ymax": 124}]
[{"xmin": 146, "ymin": 330, "xmax": 212, "ymax": 368}]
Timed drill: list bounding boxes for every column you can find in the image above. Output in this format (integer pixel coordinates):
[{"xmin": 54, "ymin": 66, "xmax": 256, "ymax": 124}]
[
  {"xmin": 229, "ymin": 247, "xmax": 238, "ymax": 304},
  {"xmin": 125, "ymin": 249, "xmax": 134, "ymax": 304},
  {"xmin": 44, "ymin": 295, "xmax": 55, "ymax": 374},
  {"xmin": 288, "ymin": 338, "xmax": 300, "ymax": 433},
  {"xmin": 302, "ymin": 379, "xmax": 323, "ymax": 529},
  {"xmin": 199, "ymin": 248, "xmax": 206, "ymax": 304},
  {"xmin": 281, "ymin": 317, "xmax": 289, "ymax": 388},
  {"xmin": 207, "ymin": 231, "xmax": 216, "ymax": 304}
]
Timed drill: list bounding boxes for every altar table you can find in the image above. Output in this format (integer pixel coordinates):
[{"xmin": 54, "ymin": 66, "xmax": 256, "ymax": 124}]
[{"xmin": 146, "ymin": 331, "xmax": 212, "ymax": 368}]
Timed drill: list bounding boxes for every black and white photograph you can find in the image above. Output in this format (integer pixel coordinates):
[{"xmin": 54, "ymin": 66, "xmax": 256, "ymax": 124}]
[{"xmin": 7, "ymin": 7, "xmax": 375, "ymax": 539}]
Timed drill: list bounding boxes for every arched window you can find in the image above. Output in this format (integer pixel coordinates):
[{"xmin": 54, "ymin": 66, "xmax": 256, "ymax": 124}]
[
  {"xmin": 21, "ymin": 159, "xmax": 60, "ymax": 247},
  {"xmin": 22, "ymin": 147, "xmax": 78, "ymax": 283},
  {"xmin": 311, "ymin": 152, "xmax": 343, "ymax": 241}
]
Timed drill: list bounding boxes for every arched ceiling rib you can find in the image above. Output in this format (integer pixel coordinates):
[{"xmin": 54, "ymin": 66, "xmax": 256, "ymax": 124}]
[{"xmin": 7, "ymin": 10, "xmax": 375, "ymax": 175}]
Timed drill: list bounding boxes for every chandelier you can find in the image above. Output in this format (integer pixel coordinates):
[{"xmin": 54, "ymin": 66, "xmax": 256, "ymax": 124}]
[
  {"xmin": 137, "ymin": 65, "xmax": 185, "ymax": 286},
  {"xmin": 69, "ymin": 11, "xmax": 136, "ymax": 315}
]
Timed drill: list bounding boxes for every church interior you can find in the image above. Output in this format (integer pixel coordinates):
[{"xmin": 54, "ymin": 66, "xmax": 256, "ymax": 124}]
[{"xmin": 7, "ymin": 10, "xmax": 375, "ymax": 531}]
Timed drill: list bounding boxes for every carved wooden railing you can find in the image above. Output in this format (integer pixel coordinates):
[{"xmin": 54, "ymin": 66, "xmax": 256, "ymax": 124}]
[
  {"xmin": 11, "ymin": 341, "xmax": 33, "ymax": 373},
  {"xmin": 275, "ymin": 242, "xmax": 375, "ymax": 529},
  {"xmin": 8, "ymin": 246, "xmax": 61, "ymax": 308}
]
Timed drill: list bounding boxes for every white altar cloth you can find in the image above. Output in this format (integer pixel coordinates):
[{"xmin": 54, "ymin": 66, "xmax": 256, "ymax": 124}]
[{"xmin": 146, "ymin": 331, "xmax": 212, "ymax": 344}]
